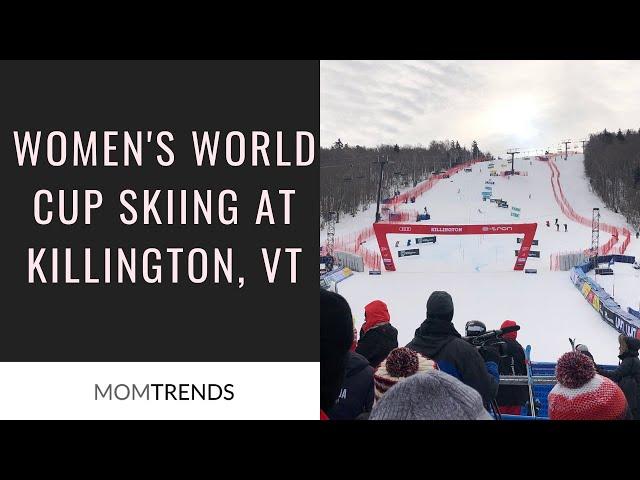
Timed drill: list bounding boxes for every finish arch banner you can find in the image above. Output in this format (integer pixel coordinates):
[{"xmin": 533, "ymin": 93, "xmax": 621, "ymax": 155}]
[{"xmin": 373, "ymin": 223, "xmax": 538, "ymax": 271}]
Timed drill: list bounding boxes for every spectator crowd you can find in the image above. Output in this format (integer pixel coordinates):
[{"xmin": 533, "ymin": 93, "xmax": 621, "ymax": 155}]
[{"xmin": 320, "ymin": 289, "xmax": 640, "ymax": 421}]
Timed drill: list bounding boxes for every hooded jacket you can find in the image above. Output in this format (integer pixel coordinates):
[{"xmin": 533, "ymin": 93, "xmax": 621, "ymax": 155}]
[
  {"xmin": 356, "ymin": 301, "xmax": 398, "ymax": 368},
  {"xmin": 600, "ymin": 336, "xmax": 640, "ymax": 419},
  {"xmin": 328, "ymin": 351, "xmax": 374, "ymax": 420},
  {"xmin": 406, "ymin": 317, "xmax": 498, "ymax": 406}
]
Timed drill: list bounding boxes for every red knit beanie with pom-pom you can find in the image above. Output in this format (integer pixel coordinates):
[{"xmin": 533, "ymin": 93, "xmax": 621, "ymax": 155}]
[{"xmin": 548, "ymin": 351, "xmax": 629, "ymax": 420}]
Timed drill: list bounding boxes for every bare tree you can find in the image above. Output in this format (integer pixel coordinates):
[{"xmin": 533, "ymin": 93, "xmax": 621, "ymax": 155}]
[{"xmin": 320, "ymin": 140, "xmax": 485, "ymax": 223}]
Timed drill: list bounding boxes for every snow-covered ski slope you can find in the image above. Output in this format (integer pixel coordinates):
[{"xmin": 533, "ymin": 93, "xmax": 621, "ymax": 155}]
[{"xmin": 325, "ymin": 154, "xmax": 639, "ymax": 363}]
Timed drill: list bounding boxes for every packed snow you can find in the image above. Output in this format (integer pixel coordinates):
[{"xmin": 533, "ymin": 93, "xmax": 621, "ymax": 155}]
[{"xmin": 324, "ymin": 154, "xmax": 640, "ymax": 364}]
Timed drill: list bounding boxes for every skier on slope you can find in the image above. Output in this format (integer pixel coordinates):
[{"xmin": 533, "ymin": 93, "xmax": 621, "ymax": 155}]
[
  {"xmin": 556, "ymin": 223, "xmax": 560, "ymax": 232},
  {"xmin": 564, "ymin": 223, "xmax": 567, "ymax": 232}
]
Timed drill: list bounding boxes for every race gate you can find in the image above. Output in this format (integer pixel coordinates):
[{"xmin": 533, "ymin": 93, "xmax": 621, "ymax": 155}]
[{"xmin": 373, "ymin": 223, "xmax": 537, "ymax": 271}]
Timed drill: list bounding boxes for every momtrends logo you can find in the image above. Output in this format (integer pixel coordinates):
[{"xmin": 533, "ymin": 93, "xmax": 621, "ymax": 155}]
[{"xmin": 95, "ymin": 383, "xmax": 234, "ymax": 401}]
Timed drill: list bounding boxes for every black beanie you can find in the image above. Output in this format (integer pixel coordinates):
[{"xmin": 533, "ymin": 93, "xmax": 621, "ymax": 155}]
[
  {"xmin": 320, "ymin": 289, "xmax": 353, "ymax": 413},
  {"xmin": 426, "ymin": 291, "xmax": 454, "ymax": 322}
]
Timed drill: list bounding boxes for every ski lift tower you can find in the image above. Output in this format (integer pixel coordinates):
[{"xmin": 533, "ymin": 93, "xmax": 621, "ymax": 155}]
[
  {"xmin": 373, "ymin": 156, "xmax": 391, "ymax": 223},
  {"xmin": 580, "ymin": 139, "xmax": 587, "ymax": 152},
  {"xmin": 591, "ymin": 208, "xmax": 600, "ymax": 274},
  {"xmin": 561, "ymin": 139, "xmax": 572, "ymax": 160},
  {"xmin": 507, "ymin": 149, "xmax": 519, "ymax": 175},
  {"xmin": 326, "ymin": 211, "xmax": 337, "ymax": 258}
]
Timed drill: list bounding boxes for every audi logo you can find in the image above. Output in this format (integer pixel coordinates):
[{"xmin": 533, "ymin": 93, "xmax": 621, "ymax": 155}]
[{"xmin": 399, "ymin": 227, "xmax": 412, "ymax": 232}]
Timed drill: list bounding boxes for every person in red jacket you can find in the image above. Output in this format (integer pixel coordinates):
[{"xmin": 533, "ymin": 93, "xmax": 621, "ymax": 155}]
[
  {"xmin": 356, "ymin": 300, "xmax": 398, "ymax": 368},
  {"xmin": 495, "ymin": 320, "xmax": 529, "ymax": 415}
]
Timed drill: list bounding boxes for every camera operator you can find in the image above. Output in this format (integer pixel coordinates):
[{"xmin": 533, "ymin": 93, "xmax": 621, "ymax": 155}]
[{"xmin": 465, "ymin": 321, "xmax": 501, "ymax": 383}]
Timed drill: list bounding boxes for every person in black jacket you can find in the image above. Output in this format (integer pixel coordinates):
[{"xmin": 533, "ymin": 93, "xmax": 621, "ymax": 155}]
[
  {"xmin": 356, "ymin": 300, "xmax": 398, "ymax": 368},
  {"xmin": 599, "ymin": 335, "xmax": 640, "ymax": 420},
  {"xmin": 320, "ymin": 289, "xmax": 355, "ymax": 420},
  {"xmin": 328, "ymin": 350, "xmax": 374, "ymax": 420},
  {"xmin": 494, "ymin": 320, "xmax": 528, "ymax": 415},
  {"xmin": 405, "ymin": 291, "xmax": 498, "ymax": 407}
]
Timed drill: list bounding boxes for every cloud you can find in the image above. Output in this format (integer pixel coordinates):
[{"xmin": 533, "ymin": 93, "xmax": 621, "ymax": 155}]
[{"xmin": 321, "ymin": 60, "xmax": 640, "ymax": 154}]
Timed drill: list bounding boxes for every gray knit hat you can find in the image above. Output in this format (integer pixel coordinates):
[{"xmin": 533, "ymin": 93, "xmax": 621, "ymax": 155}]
[{"xmin": 368, "ymin": 370, "xmax": 493, "ymax": 420}]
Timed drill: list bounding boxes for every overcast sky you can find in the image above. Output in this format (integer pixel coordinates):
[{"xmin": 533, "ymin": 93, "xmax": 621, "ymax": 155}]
[{"xmin": 320, "ymin": 60, "xmax": 640, "ymax": 155}]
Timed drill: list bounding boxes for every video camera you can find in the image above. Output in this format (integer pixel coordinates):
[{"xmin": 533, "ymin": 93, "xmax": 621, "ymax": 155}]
[{"xmin": 463, "ymin": 324, "xmax": 520, "ymax": 358}]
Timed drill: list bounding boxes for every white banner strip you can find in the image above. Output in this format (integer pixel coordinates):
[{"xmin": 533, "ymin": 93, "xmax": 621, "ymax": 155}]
[{"xmin": 0, "ymin": 362, "xmax": 318, "ymax": 419}]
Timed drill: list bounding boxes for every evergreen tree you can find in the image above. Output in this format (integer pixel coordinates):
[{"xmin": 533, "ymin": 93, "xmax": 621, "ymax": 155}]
[{"xmin": 471, "ymin": 140, "xmax": 479, "ymax": 157}]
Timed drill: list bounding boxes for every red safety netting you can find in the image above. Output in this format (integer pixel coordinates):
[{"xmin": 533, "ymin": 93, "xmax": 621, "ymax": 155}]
[
  {"xmin": 325, "ymin": 159, "xmax": 484, "ymax": 270},
  {"xmin": 386, "ymin": 159, "xmax": 481, "ymax": 206},
  {"xmin": 546, "ymin": 156, "xmax": 626, "ymax": 255}
]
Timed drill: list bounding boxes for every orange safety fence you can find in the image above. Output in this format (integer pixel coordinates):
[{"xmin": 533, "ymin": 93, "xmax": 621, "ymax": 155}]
[
  {"xmin": 386, "ymin": 158, "xmax": 482, "ymax": 206},
  {"xmin": 324, "ymin": 159, "xmax": 485, "ymax": 270},
  {"xmin": 546, "ymin": 157, "xmax": 627, "ymax": 255}
]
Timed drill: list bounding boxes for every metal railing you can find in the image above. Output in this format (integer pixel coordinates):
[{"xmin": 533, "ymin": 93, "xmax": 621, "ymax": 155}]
[{"xmin": 499, "ymin": 375, "xmax": 556, "ymax": 386}]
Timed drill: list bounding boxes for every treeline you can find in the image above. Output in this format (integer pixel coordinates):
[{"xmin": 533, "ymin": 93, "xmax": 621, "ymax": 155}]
[
  {"xmin": 320, "ymin": 139, "xmax": 490, "ymax": 228},
  {"xmin": 584, "ymin": 129, "xmax": 640, "ymax": 231}
]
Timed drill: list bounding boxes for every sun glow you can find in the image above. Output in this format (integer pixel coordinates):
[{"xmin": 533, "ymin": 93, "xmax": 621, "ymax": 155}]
[{"xmin": 486, "ymin": 96, "xmax": 539, "ymax": 140}]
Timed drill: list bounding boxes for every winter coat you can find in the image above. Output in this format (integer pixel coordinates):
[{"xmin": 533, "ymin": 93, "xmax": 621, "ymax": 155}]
[
  {"xmin": 328, "ymin": 351, "xmax": 374, "ymax": 420},
  {"xmin": 356, "ymin": 300, "xmax": 398, "ymax": 368},
  {"xmin": 406, "ymin": 318, "xmax": 498, "ymax": 406},
  {"xmin": 600, "ymin": 337, "xmax": 640, "ymax": 419},
  {"xmin": 356, "ymin": 323, "xmax": 398, "ymax": 368},
  {"xmin": 356, "ymin": 301, "xmax": 398, "ymax": 369}
]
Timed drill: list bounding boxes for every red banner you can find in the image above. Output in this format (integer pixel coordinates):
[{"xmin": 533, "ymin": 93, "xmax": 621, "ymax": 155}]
[{"xmin": 373, "ymin": 222, "xmax": 538, "ymax": 271}]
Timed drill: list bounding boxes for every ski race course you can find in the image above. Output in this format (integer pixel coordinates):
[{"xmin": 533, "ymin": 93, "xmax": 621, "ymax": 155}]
[{"xmin": 321, "ymin": 153, "xmax": 640, "ymax": 364}]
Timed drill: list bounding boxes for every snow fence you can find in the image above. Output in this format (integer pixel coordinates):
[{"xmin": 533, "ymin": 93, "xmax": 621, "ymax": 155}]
[
  {"xmin": 327, "ymin": 158, "xmax": 484, "ymax": 270},
  {"xmin": 569, "ymin": 255, "xmax": 640, "ymax": 339},
  {"xmin": 546, "ymin": 157, "xmax": 627, "ymax": 255}
]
